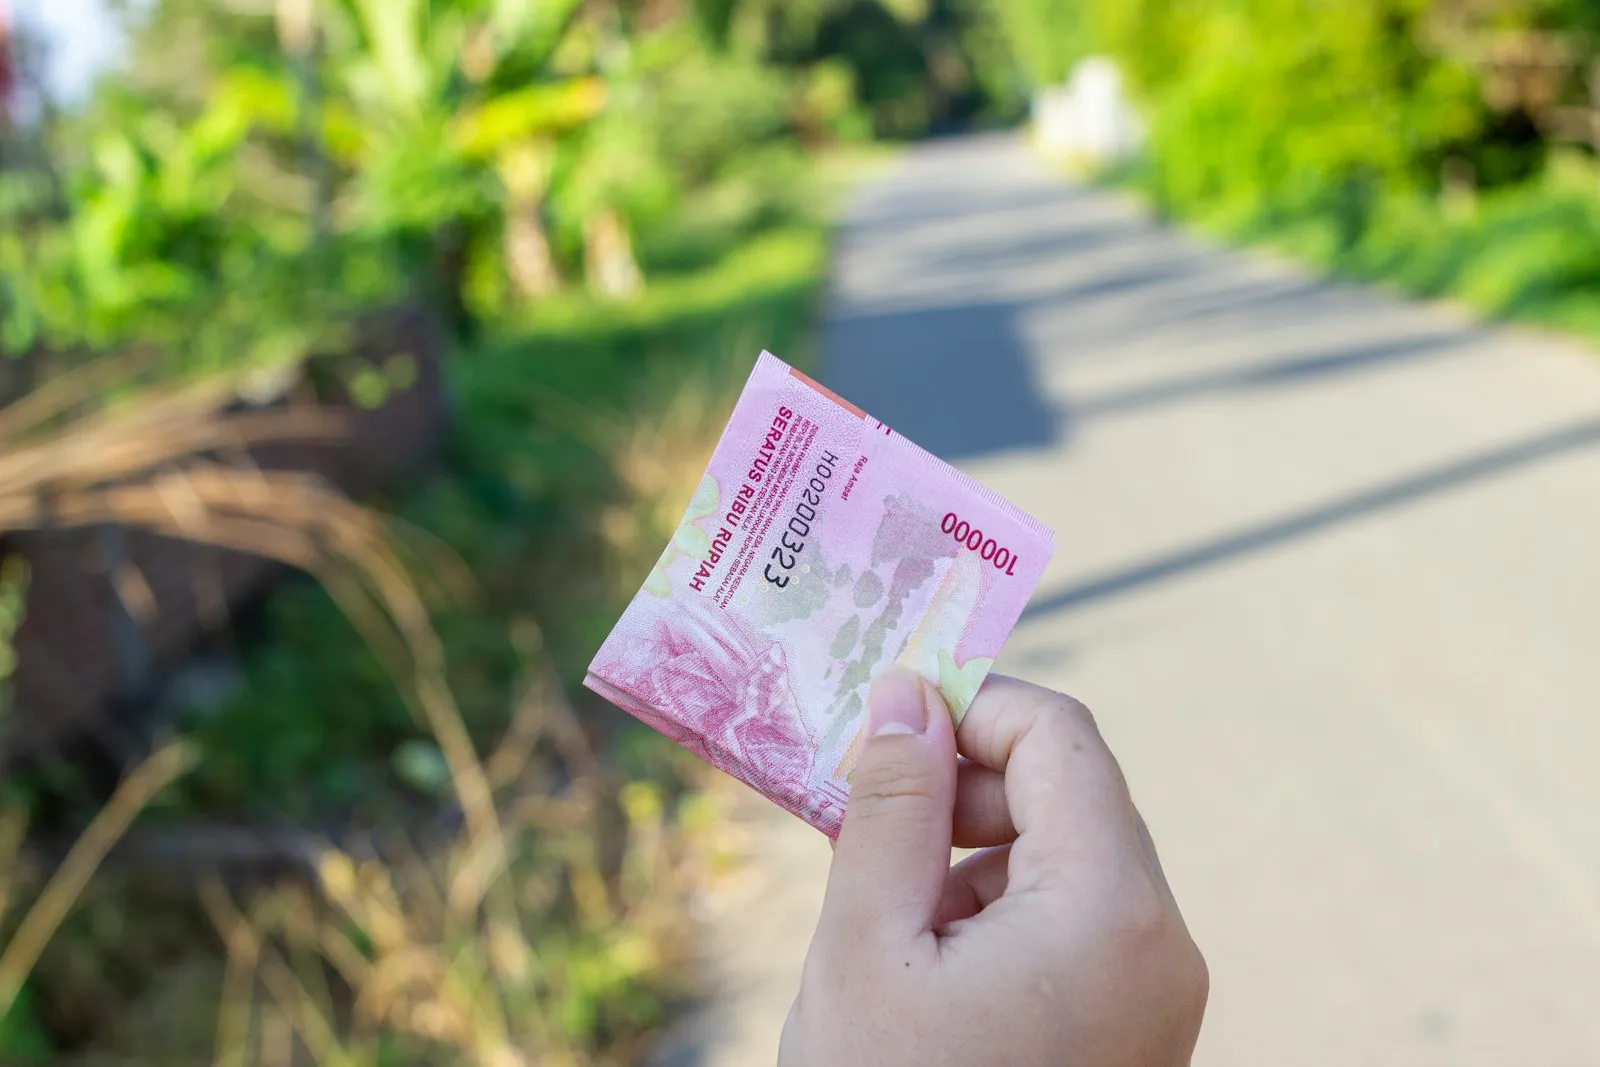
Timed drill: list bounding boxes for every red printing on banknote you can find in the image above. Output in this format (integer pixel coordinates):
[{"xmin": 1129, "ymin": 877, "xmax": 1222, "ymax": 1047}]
[{"xmin": 585, "ymin": 352, "xmax": 1054, "ymax": 835}]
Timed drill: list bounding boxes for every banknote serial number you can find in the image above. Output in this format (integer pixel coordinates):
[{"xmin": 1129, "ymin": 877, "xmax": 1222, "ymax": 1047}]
[
  {"xmin": 764, "ymin": 450, "xmax": 842, "ymax": 588},
  {"xmin": 942, "ymin": 512, "xmax": 1021, "ymax": 575}
]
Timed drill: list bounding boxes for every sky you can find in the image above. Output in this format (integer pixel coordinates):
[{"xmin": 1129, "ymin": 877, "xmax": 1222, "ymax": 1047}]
[{"xmin": 12, "ymin": 0, "xmax": 140, "ymax": 104}]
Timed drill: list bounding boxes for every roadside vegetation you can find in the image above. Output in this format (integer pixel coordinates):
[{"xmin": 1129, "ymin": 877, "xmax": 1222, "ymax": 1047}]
[{"xmin": 997, "ymin": 0, "xmax": 1600, "ymax": 342}]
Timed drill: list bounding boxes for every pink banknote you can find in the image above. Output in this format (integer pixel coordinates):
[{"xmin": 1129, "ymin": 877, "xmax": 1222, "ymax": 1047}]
[{"xmin": 585, "ymin": 352, "xmax": 1054, "ymax": 836}]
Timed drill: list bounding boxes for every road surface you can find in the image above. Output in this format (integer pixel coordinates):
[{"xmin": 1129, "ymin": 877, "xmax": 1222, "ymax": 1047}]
[{"xmin": 662, "ymin": 133, "xmax": 1600, "ymax": 1067}]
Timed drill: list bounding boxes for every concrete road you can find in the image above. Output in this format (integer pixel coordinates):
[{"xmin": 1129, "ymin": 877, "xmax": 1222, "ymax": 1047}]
[{"xmin": 668, "ymin": 133, "xmax": 1600, "ymax": 1067}]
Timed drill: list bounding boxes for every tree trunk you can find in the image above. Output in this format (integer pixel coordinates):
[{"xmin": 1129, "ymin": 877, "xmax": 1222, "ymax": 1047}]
[
  {"xmin": 584, "ymin": 207, "xmax": 642, "ymax": 299},
  {"xmin": 505, "ymin": 201, "xmax": 562, "ymax": 300}
]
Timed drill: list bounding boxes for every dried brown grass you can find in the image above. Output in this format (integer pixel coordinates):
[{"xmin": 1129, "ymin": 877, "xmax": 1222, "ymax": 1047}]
[
  {"xmin": 0, "ymin": 361, "xmax": 697, "ymax": 1065},
  {"xmin": 198, "ymin": 656, "xmax": 693, "ymax": 1067}
]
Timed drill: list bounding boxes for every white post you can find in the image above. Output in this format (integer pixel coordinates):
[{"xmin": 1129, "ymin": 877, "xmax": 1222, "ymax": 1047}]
[{"xmin": 1031, "ymin": 56, "xmax": 1144, "ymax": 173}]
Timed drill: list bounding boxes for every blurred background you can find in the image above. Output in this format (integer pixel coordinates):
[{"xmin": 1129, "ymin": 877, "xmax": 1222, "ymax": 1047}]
[{"xmin": 2, "ymin": 1, "xmax": 1600, "ymax": 1064}]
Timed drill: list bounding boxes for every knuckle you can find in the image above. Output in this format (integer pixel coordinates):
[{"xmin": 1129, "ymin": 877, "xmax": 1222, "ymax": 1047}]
[
  {"xmin": 1016, "ymin": 690, "xmax": 1098, "ymax": 757},
  {"xmin": 1041, "ymin": 690, "xmax": 1098, "ymax": 735},
  {"xmin": 953, "ymin": 709, "xmax": 988, "ymax": 754},
  {"xmin": 1040, "ymin": 691, "xmax": 1136, "ymax": 796},
  {"xmin": 852, "ymin": 743, "xmax": 935, "ymax": 806},
  {"xmin": 1116, "ymin": 878, "xmax": 1174, "ymax": 945}
]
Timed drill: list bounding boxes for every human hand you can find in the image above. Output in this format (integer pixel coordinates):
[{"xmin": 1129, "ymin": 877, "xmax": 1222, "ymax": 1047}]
[{"xmin": 780, "ymin": 670, "xmax": 1207, "ymax": 1067}]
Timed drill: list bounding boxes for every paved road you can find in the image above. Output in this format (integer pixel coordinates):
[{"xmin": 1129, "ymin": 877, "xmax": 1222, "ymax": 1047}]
[{"xmin": 668, "ymin": 133, "xmax": 1600, "ymax": 1067}]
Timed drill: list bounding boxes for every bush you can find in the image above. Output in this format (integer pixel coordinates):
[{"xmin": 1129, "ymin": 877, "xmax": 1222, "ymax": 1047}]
[
  {"xmin": 988, "ymin": 0, "xmax": 1091, "ymax": 86},
  {"xmin": 1111, "ymin": 2, "xmax": 1483, "ymax": 235},
  {"xmin": 987, "ymin": 0, "xmax": 1600, "ymax": 340}
]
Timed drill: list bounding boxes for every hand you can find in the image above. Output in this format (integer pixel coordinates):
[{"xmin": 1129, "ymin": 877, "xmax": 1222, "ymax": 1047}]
[{"xmin": 780, "ymin": 670, "xmax": 1208, "ymax": 1067}]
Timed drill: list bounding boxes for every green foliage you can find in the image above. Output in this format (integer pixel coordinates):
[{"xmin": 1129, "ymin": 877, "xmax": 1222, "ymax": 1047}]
[
  {"xmin": 2, "ymin": 0, "xmax": 648, "ymax": 368},
  {"xmin": 0, "ymin": 0, "xmax": 963, "ymax": 1056},
  {"xmin": 1455, "ymin": 0, "xmax": 1600, "ymax": 33},
  {"xmin": 986, "ymin": 0, "xmax": 1600, "ymax": 342},
  {"xmin": 174, "ymin": 215, "xmax": 829, "ymax": 821},
  {"xmin": 0, "ymin": 984, "xmax": 53, "ymax": 1061},
  {"xmin": 4, "ymin": 0, "xmax": 1012, "ymax": 375},
  {"xmin": 5, "ymin": 32, "xmax": 386, "ymax": 366},
  {"xmin": 0, "ymin": 0, "xmax": 900, "ymax": 827},
  {"xmin": 3, "ymin": 0, "xmax": 1030, "ymax": 375},
  {"xmin": 1109, "ymin": 1, "xmax": 1484, "ymax": 238},
  {"xmin": 712, "ymin": 0, "xmax": 1022, "ymax": 136},
  {"xmin": 0, "ymin": 558, "xmax": 30, "ymax": 704},
  {"xmin": 988, "ymin": 0, "xmax": 1091, "ymax": 85},
  {"xmin": 1275, "ymin": 151, "xmax": 1600, "ymax": 339},
  {"xmin": 637, "ymin": 33, "xmax": 794, "ymax": 185}
]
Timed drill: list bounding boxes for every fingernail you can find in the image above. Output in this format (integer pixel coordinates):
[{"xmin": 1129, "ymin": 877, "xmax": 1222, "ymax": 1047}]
[{"xmin": 868, "ymin": 669, "xmax": 929, "ymax": 737}]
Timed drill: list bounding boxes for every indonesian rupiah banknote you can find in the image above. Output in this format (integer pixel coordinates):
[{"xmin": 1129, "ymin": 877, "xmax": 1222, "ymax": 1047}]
[{"xmin": 585, "ymin": 352, "xmax": 1054, "ymax": 836}]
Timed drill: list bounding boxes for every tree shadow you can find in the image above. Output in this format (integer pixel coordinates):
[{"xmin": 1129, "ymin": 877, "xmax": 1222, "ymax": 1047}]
[
  {"xmin": 823, "ymin": 135, "xmax": 1505, "ymax": 458},
  {"xmin": 1021, "ymin": 416, "xmax": 1600, "ymax": 621},
  {"xmin": 823, "ymin": 300, "xmax": 1062, "ymax": 460},
  {"xmin": 823, "ymin": 135, "xmax": 1600, "ymax": 644},
  {"xmin": 1070, "ymin": 329, "xmax": 1477, "ymax": 419}
]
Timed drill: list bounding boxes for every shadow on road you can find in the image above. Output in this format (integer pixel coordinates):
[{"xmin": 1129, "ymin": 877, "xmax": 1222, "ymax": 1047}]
[
  {"xmin": 698, "ymin": 133, "xmax": 1600, "ymax": 1067},
  {"xmin": 825, "ymin": 301, "xmax": 1059, "ymax": 460},
  {"xmin": 827, "ymin": 285, "xmax": 1481, "ymax": 460},
  {"xmin": 842, "ymin": 181, "xmax": 1104, "ymax": 239},
  {"xmin": 1070, "ymin": 330, "xmax": 1478, "ymax": 419},
  {"xmin": 825, "ymin": 153, "xmax": 1495, "ymax": 464},
  {"xmin": 1021, "ymin": 416, "xmax": 1600, "ymax": 621},
  {"xmin": 825, "ymin": 148, "xmax": 1600, "ymax": 618}
]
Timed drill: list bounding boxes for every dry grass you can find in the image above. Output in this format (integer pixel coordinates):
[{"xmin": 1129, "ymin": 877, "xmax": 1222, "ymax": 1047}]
[
  {"xmin": 197, "ymin": 658, "xmax": 695, "ymax": 1067},
  {"xmin": 0, "ymin": 743, "xmax": 197, "ymax": 1022},
  {"xmin": 0, "ymin": 360, "xmax": 700, "ymax": 1065}
]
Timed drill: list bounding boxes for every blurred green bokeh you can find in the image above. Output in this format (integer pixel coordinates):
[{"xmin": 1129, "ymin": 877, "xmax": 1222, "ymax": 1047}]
[
  {"xmin": 0, "ymin": 0, "xmax": 1018, "ymax": 375},
  {"xmin": 999, "ymin": 0, "xmax": 1600, "ymax": 335}
]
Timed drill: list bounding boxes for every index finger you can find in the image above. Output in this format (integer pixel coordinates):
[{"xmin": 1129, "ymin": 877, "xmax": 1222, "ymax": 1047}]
[{"xmin": 955, "ymin": 675, "xmax": 1142, "ymax": 872}]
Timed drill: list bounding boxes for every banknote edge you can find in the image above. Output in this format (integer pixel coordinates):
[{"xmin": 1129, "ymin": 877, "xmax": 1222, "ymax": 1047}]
[
  {"xmin": 758, "ymin": 350, "xmax": 1056, "ymax": 553},
  {"xmin": 582, "ymin": 670, "xmax": 846, "ymax": 836},
  {"xmin": 585, "ymin": 350, "xmax": 1044, "ymax": 838}
]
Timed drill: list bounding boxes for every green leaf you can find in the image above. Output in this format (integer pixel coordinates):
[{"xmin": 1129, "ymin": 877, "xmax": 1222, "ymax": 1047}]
[
  {"xmin": 0, "ymin": 286, "xmax": 38, "ymax": 352},
  {"xmin": 391, "ymin": 739, "xmax": 451, "ymax": 796},
  {"xmin": 495, "ymin": 0, "xmax": 586, "ymax": 60},
  {"xmin": 353, "ymin": 0, "xmax": 430, "ymax": 111},
  {"xmin": 879, "ymin": 0, "xmax": 930, "ymax": 24},
  {"xmin": 349, "ymin": 366, "xmax": 391, "ymax": 410},
  {"xmin": 91, "ymin": 133, "xmax": 143, "ymax": 191},
  {"xmin": 0, "ymin": 984, "xmax": 53, "ymax": 1059},
  {"xmin": 451, "ymin": 79, "xmax": 607, "ymax": 158},
  {"xmin": 206, "ymin": 68, "xmax": 301, "ymax": 145},
  {"xmin": 384, "ymin": 354, "xmax": 418, "ymax": 391}
]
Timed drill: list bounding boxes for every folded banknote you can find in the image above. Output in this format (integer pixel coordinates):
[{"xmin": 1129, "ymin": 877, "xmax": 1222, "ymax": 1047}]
[{"xmin": 585, "ymin": 352, "xmax": 1053, "ymax": 836}]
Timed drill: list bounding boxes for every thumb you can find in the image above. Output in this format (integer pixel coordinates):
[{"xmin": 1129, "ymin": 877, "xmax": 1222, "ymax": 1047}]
[{"xmin": 819, "ymin": 668, "xmax": 957, "ymax": 947}]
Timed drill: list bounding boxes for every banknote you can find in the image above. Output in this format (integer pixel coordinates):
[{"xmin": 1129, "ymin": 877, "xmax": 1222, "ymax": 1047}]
[{"xmin": 585, "ymin": 352, "xmax": 1054, "ymax": 836}]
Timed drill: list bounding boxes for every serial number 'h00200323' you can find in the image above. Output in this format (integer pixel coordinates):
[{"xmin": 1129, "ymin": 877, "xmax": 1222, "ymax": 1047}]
[
  {"xmin": 583, "ymin": 351, "xmax": 1055, "ymax": 837},
  {"xmin": 764, "ymin": 450, "xmax": 842, "ymax": 588}
]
